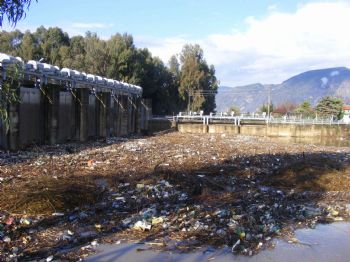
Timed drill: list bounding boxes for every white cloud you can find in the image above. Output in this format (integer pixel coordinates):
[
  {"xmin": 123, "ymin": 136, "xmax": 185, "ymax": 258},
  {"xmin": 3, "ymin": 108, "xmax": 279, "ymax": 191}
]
[
  {"xmin": 136, "ymin": 35, "xmax": 189, "ymax": 62},
  {"xmin": 267, "ymin": 4, "xmax": 278, "ymax": 11},
  {"xmin": 136, "ymin": 1, "xmax": 350, "ymax": 86}
]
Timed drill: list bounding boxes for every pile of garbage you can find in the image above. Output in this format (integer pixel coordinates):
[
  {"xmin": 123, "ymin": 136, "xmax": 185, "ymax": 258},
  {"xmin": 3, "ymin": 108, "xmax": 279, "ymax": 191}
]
[
  {"xmin": 107, "ymin": 177, "xmax": 350, "ymax": 255},
  {"xmin": 0, "ymin": 132, "xmax": 350, "ymax": 260}
]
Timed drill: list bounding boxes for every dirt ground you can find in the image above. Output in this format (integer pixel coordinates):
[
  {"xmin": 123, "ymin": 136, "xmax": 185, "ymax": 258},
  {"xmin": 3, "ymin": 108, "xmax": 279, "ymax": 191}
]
[{"xmin": 1, "ymin": 132, "xmax": 350, "ymax": 261}]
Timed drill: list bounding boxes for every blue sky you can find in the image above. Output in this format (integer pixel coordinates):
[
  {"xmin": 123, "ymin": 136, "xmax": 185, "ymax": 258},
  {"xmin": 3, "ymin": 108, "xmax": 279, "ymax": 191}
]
[
  {"xmin": 4, "ymin": 0, "xmax": 304, "ymax": 38},
  {"xmin": 2, "ymin": 0, "xmax": 350, "ymax": 86}
]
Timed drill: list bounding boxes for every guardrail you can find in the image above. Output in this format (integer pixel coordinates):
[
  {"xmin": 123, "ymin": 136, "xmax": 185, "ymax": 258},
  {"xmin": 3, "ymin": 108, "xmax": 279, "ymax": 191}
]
[
  {"xmin": 171, "ymin": 115, "xmax": 349, "ymax": 126},
  {"xmin": 174, "ymin": 115, "xmax": 267, "ymax": 125},
  {"xmin": 268, "ymin": 118, "xmax": 347, "ymax": 125}
]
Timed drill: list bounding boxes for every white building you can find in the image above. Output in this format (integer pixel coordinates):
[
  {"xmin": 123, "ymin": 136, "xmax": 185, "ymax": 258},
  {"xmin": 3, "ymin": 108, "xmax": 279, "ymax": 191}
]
[{"xmin": 343, "ymin": 105, "xmax": 350, "ymax": 123}]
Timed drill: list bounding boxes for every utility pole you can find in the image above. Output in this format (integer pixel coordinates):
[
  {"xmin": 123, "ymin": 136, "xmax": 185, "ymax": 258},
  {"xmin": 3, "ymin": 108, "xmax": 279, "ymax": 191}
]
[
  {"xmin": 187, "ymin": 89, "xmax": 191, "ymax": 113},
  {"xmin": 267, "ymin": 85, "xmax": 271, "ymax": 119}
]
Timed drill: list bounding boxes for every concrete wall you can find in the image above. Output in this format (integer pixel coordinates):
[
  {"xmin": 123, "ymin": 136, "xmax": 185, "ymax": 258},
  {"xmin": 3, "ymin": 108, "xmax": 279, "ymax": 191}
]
[
  {"xmin": 0, "ymin": 86, "xmax": 147, "ymax": 150},
  {"xmin": 240, "ymin": 124, "xmax": 350, "ymax": 138},
  {"xmin": 177, "ymin": 123, "xmax": 208, "ymax": 134},
  {"xmin": 208, "ymin": 123, "xmax": 240, "ymax": 134},
  {"xmin": 176, "ymin": 122, "xmax": 350, "ymax": 140},
  {"xmin": 147, "ymin": 119, "xmax": 173, "ymax": 134}
]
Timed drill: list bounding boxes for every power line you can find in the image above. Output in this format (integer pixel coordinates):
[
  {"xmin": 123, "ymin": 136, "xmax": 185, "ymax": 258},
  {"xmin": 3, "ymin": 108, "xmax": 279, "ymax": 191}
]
[
  {"xmin": 190, "ymin": 91, "xmax": 266, "ymax": 96},
  {"xmin": 190, "ymin": 89, "xmax": 266, "ymax": 94}
]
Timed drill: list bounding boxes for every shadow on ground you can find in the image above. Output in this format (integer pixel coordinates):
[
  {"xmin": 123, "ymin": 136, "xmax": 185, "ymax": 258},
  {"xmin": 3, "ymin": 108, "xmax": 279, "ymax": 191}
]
[{"xmin": 0, "ymin": 134, "xmax": 147, "ymax": 166}]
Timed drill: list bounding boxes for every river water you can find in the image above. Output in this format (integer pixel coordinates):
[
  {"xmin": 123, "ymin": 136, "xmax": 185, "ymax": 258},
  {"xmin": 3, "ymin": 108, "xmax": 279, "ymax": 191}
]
[{"xmin": 86, "ymin": 222, "xmax": 350, "ymax": 262}]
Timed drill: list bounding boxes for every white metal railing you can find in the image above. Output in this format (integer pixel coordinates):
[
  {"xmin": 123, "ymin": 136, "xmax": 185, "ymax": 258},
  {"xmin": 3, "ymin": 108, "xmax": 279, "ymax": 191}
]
[
  {"xmin": 173, "ymin": 113, "xmax": 350, "ymax": 126},
  {"xmin": 175, "ymin": 114, "xmax": 267, "ymax": 125},
  {"xmin": 268, "ymin": 118, "xmax": 347, "ymax": 125}
]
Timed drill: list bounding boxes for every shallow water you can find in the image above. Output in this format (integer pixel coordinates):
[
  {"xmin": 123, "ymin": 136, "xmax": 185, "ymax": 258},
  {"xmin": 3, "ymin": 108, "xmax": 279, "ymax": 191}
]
[{"xmin": 86, "ymin": 222, "xmax": 350, "ymax": 262}]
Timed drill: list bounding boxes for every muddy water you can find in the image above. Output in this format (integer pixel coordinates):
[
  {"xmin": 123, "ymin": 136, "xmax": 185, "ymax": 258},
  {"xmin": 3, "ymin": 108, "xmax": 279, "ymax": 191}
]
[
  {"xmin": 268, "ymin": 136, "xmax": 350, "ymax": 147},
  {"xmin": 86, "ymin": 222, "xmax": 350, "ymax": 262}
]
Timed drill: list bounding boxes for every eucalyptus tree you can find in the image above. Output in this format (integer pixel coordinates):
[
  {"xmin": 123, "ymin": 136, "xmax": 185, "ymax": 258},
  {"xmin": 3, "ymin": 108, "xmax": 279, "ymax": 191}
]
[
  {"xmin": 0, "ymin": 0, "xmax": 37, "ymax": 26},
  {"xmin": 19, "ymin": 30, "xmax": 40, "ymax": 60},
  {"xmin": 41, "ymin": 27, "xmax": 69, "ymax": 66},
  {"xmin": 179, "ymin": 44, "xmax": 218, "ymax": 113}
]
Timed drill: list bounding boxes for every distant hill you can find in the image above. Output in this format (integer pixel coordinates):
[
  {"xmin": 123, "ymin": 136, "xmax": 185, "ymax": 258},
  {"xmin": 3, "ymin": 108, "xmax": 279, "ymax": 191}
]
[{"xmin": 216, "ymin": 67, "xmax": 350, "ymax": 112}]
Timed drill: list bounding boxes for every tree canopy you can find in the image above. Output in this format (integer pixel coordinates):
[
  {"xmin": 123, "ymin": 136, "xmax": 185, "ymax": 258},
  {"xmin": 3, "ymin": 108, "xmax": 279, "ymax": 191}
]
[
  {"xmin": 315, "ymin": 96, "xmax": 344, "ymax": 119},
  {"xmin": 273, "ymin": 102, "xmax": 297, "ymax": 115},
  {"xmin": 259, "ymin": 103, "xmax": 274, "ymax": 114},
  {"xmin": 179, "ymin": 44, "xmax": 218, "ymax": 113},
  {"xmin": 0, "ymin": 27, "xmax": 218, "ymax": 115},
  {"xmin": 294, "ymin": 101, "xmax": 315, "ymax": 118},
  {"xmin": 228, "ymin": 105, "xmax": 240, "ymax": 115}
]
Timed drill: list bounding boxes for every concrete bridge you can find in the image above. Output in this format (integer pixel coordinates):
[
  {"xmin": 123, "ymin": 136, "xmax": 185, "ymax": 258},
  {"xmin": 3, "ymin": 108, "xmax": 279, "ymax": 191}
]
[
  {"xmin": 0, "ymin": 53, "xmax": 151, "ymax": 150},
  {"xmin": 148, "ymin": 114, "xmax": 350, "ymax": 146}
]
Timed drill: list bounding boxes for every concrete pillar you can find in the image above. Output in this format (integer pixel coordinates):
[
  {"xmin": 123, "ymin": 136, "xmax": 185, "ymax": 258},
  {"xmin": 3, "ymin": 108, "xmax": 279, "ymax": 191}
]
[
  {"xmin": 130, "ymin": 96, "xmax": 136, "ymax": 133},
  {"xmin": 116, "ymin": 94, "xmax": 123, "ymax": 136},
  {"xmin": 105, "ymin": 92, "xmax": 111, "ymax": 137},
  {"xmin": 96, "ymin": 92, "xmax": 107, "ymax": 138},
  {"xmin": 76, "ymin": 88, "xmax": 89, "ymax": 142},
  {"xmin": 127, "ymin": 96, "xmax": 132, "ymax": 134},
  {"xmin": 113, "ymin": 95, "xmax": 119, "ymax": 136},
  {"xmin": 120, "ymin": 95, "xmax": 128, "ymax": 136},
  {"xmin": 45, "ymin": 85, "xmax": 60, "ymax": 145},
  {"xmin": 8, "ymin": 103, "xmax": 19, "ymax": 150},
  {"xmin": 109, "ymin": 96, "xmax": 115, "ymax": 137},
  {"xmin": 130, "ymin": 96, "xmax": 134, "ymax": 133},
  {"xmin": 110, "ymin": 94, "xmax": 120, "ymax": 137},
  {"xmin": 140, "ymin": 99, "xmax": 152, "ymax": 133},
  {"xmin": 135, "ymin": 97, "xmax": 141, "ymax": 134}
]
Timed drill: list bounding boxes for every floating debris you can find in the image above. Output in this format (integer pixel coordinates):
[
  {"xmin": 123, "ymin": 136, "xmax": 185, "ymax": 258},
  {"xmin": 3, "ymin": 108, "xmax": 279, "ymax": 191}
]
[{"xmin": 0, "ymin": 132, "xmax": 349, "ymax": 260}]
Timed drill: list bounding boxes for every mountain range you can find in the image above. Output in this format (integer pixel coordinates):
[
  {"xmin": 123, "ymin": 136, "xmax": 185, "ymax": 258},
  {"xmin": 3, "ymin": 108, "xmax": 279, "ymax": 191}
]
[{"xmin": 215, "ymin": 67, "xmax": 350, "ymax": 112}]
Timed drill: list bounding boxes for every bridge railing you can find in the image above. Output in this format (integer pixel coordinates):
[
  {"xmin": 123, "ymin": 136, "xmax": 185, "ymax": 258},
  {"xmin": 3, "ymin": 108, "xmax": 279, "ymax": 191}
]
[
  {"xmin": 173, "ymin": 114, "xmax": 349, "ymax": 126},
  {"xmin": 174, "ymin": 115, "xmax": 267, "ymax": 125},
  {"xmin": 268, "ymin": 118, "xmax": 348, "ymax": 125}
]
